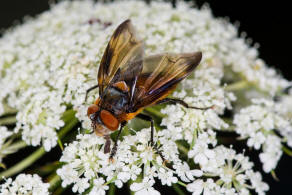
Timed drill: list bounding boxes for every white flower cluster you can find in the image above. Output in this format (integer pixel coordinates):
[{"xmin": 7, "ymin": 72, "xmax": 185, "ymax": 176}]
[
  {"xmin": 0, "ymin": 174, "xmax": 50, "ymax": 195},
  {"xmin": 57, "ymin": 128, "xmax": 268, "ymax": 195},
  {"xmin": 0, "ymin": 0, "xmax": 291, "ymax": 194},
  {"xmin": 57, "ymin": 134, "xmax": 107, "ymax": 194},
  {"xmin": 187, "ymin": 145, "xmax": 269, "ymax": 195},
  {"xmin": 0, "ymin": 126, "xmax": 12, "ymax": 163},
  {"xmin": 160, "ymin": 58, "xmax": 234, "ymax": 144},
  {"xmin": 58, "ymin": 129, "xmax": 180, "ymax": 194},
  {"xmin": 234, "ymin": 98, "xmax": 292, "ymax": 172},
  {"xmin": 0, "ymin": 0, "xmax": 109, "ymax": 150},
  {"xmin": 0, "ymin": 0, "xmax": 289, "ymax": 150},
  {"xmin": 277, "ymin": 92, "xmax": 292, "ymax": 146}
]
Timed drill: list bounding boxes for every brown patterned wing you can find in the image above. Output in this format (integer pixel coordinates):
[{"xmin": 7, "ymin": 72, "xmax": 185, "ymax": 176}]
[
  {"xmin": 98, "ymin": 19, "xmax": 144, "ymax": 95},
  {"xmin": 131, "ymin": 52, "xmax": 202, "ymax": 110}
]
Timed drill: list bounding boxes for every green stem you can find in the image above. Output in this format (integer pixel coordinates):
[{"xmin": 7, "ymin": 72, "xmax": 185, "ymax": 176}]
[
  {"xmin": 48, "ymin": 174, "xmax": 61, "ymax": 191},
  {"xmin": 0, "ymin": 163, "xmax": 6, "ymax": 169},
  {"xmin": 34, "ymin": 162, "xmax": 60, "ymax": 176},
  {"xmin": 177, "ymin": 181, "xmax": 187, "ymax": 187},
  {"xmin": 0, "ymin": 117, "xmax": 78, "ymax": 180},
  {"xmin": 0, "ymin": 147, "xmax": 46, "ymax": 180},
  {"xmin": 282, "ymin": 145, "xmax": 292, "ymax": 156},
  {"xmin": 9, "ymin": 140, "xmax": 27, "ymax": 149},
  {"xmin": 172, "ymin": 183, "xmax": 186, "ymax": 195},
  {"xmin": 61, "ymin": 109, "xmax": 76, "ymax": 122},
  {"xmin": 1, "ymin": 104, "xmax": 17, "ymax": 116},
  {"xmin": 57, "ymin": 137, "xmax": 64, "ymax": 151},
  {"xmin": 53, "ymin": 186, "xmax": 66, "ymax": 195},
  {"xmin": 58, "ymin": 117, "xmax": 79, "ymax": 139},
  {"xmin": 225, "ymin": 80, "xmax": 249, "ymax": 91},
  {"xmin": 108, "ymin": 183, "xmax": 116, "ymax": 195},
  {"xmin": 5, "ymin": 140, "xmax": 27, "ymax": 151},
  {"xmin": 0, "ymin": 115, "xmax": 17, "ymax": 125},
  {"xmin": 176, "ymin": 143, "xmax": 189, "ymax": 155},
  {"xmin": 271, "ymin": 170, "xmax": 279, "ymax": 181},
  {"xmin": 127, "ymin": 179, "xmax": 135, "ymax": 195}
]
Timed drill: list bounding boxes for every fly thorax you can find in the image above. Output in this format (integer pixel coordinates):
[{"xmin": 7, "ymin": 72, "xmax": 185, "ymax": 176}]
[{"xmin": 101, "ymin": 87, "xmax": 129, "ymax": 114}]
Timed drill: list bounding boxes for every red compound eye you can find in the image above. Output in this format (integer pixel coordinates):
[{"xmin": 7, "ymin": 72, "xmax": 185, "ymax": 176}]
[
  {"xmin": 87, "ymin": 104, "xmax": 99, "ymax": 117},
  {"xmin": 100, "ymin": 110, "xmax": 119, "ymax": 131}
]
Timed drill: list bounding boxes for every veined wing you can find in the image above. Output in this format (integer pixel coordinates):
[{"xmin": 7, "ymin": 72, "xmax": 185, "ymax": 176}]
[
  {"xmin": 131, "ymin": 52, "xmax": 202, "ymax": 110},
  {"xmin": 98, "ymin": 19, "xmax": 144, "ymax": 96}
]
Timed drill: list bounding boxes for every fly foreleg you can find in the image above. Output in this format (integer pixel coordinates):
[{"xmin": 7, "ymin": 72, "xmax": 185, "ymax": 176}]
[
  {"xmin": 84, "ymin": 84, "xmax": 99, "ymax": 102},
  {"xmin": 156, "ymin": 98, "xmax": 213, "ymax": 110},
  {"xmin": 109, "ymin": 121, "xmax": 127, "ymax": 161}
]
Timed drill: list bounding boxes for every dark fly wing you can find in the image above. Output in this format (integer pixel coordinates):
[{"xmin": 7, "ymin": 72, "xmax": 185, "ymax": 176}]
[
  {"xmin": 131, "ymin": 52, "xmax": 202, "ymax": 110},
  {"xmin": 98, "ymin": 19, "xmax": 144, "ymax": 95}
]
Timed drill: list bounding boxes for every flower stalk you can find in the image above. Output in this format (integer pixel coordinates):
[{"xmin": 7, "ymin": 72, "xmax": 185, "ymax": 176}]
[
  {"xmin": 0, "ymin": 115, "xmax": 17, "ymax": 126},
  {"xmin": 1, "ymin": 104, "xmax": 17, "ymax": 116},
  {"xmin": 0, "ymin": 140, "xmax": 27, "ymax": 157},
  {"xmin": 176, "ymin": 142, "xmax": 189, "ymax": 155},
  {"xmin": 282, "ymin": 145, "xmax": 292, "ymax": 156},
  {"xmin": 48, "ymin": 174, "xmax": 62, "ymax": 192},
  {"xmin": 225, "ymin": 80, "xmax": 249, "ymax": 91},
  {"xmin": 108, "ymin": 183, "xmax": 116, "ymax": 195},
  {"xmin": 172, "ymin": 183, "xmax": 186, "ymax": 195},
  {"xmin": 0, "ymin": 146, "xmax": 46, "ymax": 180},
  {"xmin": 177, "ymin": 181, "xmax": 187, "ymax": 187}
]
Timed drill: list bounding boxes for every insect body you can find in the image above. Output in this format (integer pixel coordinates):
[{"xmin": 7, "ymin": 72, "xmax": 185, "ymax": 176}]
[{"xmin": 86, "ymin": 19, "xmax": 207, "ymax": 160}]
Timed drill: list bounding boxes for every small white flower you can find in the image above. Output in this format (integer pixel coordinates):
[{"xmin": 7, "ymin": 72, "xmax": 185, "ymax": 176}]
[
  {"xmin": 139, "ymin": 145, "xmax": 155, "ymax": 164},
  {"xmin": 247, "ymin": 132, "xmax": 266, "ymax": 150},
  {"xmin": 186, "ymin": 179, "xmax": 221, "ymax": 195},
  {"xmin": 246, "ymin": 170, "xmax": 269, "ymax": 195},
  {"xmin": 188, "ymin": 132, "xmax": 216, "ymax": 166},
  {"xmin": 118, "ymin": 165, "xmax": 142, "ymax": 182},
  {"xmin": 57, "ymin": 164, "xmax": 79, "ymax": 188},
  {"xmin": 89, "ymin": 178, "xmax": 109, "ymax": 195},
  {"xmin": 186, "ymin": 179, "xmax": 204, "ymax": 195},
  {"xmin": 72, "ymin": 178, "xmax": 90, "ymax": 194},
  {"xmin": 259, "ymin": 135, "xmax": 283, "ymax": 173},
  {"xmin": 174, "ymin": 162, "xmax": 203, "ymax": 182},
  {"xmin": 130, "ymin": 177, "xmax": 160, "ymax": 195},
  {"xmin": 157, "ymin": 168, "xmax": 178, "ymax": 186}
]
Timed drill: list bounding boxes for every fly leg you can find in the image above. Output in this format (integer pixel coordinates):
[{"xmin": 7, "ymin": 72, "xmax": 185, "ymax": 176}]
[
  {"xmin": 104, "ymin": 135, "xmax": 111, "ymax": 154},
  {"xmin": 84, "ymin": 84, "xmax": 99, "ymax": 102},
  {"xmin": 136, "ymin": 113, "xmax": 166, "ymax": 163},
  {"xmin": 109, "ymin": 121, "xmax": 127, "ymax": 161},
  {"xmin": 156, "ymin": 98, "xmax": 213, "ymax": 110}
]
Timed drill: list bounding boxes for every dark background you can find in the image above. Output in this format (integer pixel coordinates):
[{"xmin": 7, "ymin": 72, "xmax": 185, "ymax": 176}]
[{"xmin": 0, "ymin": 0, "xmax": 291, "ymax": 194}]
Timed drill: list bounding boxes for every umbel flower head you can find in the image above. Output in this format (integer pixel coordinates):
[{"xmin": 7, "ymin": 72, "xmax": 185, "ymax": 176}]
[
  {"xmin": 0, "ymin": 0, "xmax": 291, "ymax": 194},
  {"xmin": 0, "ymin": 174, "xmax": 50, "ymax": 195}
]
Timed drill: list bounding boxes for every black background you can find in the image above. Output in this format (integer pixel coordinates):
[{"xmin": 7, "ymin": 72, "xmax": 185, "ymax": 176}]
[{"xmin": 0, "ymin": 0, "xmax": 291, "ymax": 194}]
